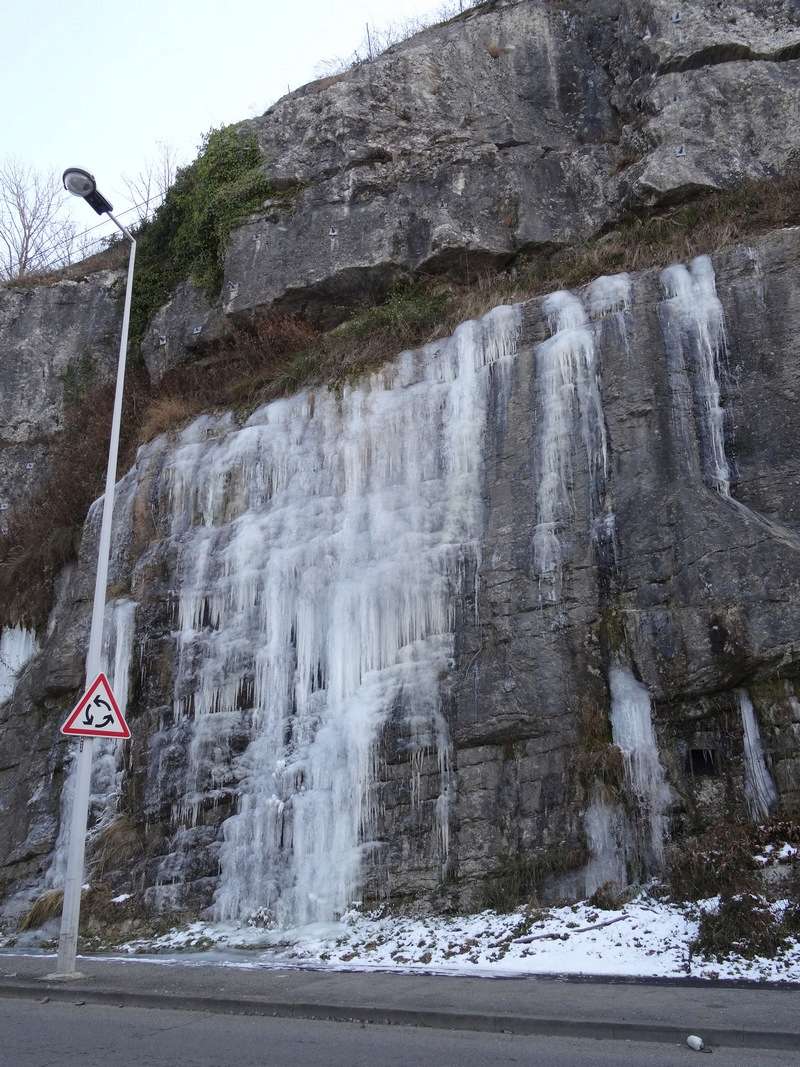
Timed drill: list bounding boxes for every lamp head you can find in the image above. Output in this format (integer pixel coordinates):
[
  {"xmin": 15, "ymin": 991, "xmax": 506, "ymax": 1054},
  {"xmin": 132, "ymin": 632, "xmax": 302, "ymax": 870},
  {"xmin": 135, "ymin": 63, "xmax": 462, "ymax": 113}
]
[
  {"xmin": 62, "ymin": 167, "xmax": 113, "ymax": 215},
  {"xmin": 63, "ymin": 168, "xmax": 96, "ymax": 198}
]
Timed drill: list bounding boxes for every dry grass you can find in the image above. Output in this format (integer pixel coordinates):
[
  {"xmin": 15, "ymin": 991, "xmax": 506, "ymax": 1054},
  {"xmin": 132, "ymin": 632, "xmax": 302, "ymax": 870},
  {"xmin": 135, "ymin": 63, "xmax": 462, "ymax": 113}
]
[
  {"xmin": 17, "ymin": 889, "xmax": 63, "ymax": 931},
  {"xmin": 693, "ymin": 893, "xmax": 792, "ymax": 961},
  {"xmin": 136, "ymin": 313, "xmax": 321, "ymax": 444},
  {"xmin": 2, "ymin": 242, "xmax": 129, "ymax": 290},
  {"xmin": 665, "ymin": 820, "xmax": 800, "ymax": 903},
  {"xmin": 88, "ymin": 815, "xmax": 144, "ymax": 882},
  {"xmin": 482, "ymin": 843, "xmax": 589, "ymax": 912},
  {"xmin": 574, "ymin": 704, "xmax": 626, "ymax": 802},
  {"xmin": 588, "ymin": 881, "xmax": 629, "ymax": 911},
  {"xmin": 138, "ymin": 394, "xmax": 203, "ymax": 443},
  {"xmin": 0, "ymin": 369, "xmax": 148, "ymax": 631}
]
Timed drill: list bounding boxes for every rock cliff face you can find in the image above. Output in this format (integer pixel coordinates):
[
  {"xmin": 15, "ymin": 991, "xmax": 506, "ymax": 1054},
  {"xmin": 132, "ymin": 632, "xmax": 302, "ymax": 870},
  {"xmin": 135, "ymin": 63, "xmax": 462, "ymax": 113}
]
[
  {"xmin": 143, "ymin": 0, "xmax": 800, "ymax": 378},
  {"xmin": 2, "ymin": 0, "xmax": 800, "ymax": 924},
  {"xmin": 0, "ymin": 271, "xmax": 124, "ymax": 520},
  {"xmin": 2, "ymin": 225, "xmax": 800, "ymax": 920}
]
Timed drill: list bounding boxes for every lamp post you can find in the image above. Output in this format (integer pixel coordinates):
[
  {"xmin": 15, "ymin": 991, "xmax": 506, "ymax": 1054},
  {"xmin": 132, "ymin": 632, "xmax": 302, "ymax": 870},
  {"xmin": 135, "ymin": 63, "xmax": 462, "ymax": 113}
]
[{"xmin": 50, "ymin": 170, "xmax": 136, "ymax": 979}]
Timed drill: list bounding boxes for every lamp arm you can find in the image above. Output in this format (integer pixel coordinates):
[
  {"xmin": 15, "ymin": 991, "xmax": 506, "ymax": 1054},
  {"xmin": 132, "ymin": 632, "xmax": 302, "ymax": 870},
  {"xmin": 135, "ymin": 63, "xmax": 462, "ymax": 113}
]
[{"xmin": 107, "ymin": 211, "xmax": 136, "ymax": 245}]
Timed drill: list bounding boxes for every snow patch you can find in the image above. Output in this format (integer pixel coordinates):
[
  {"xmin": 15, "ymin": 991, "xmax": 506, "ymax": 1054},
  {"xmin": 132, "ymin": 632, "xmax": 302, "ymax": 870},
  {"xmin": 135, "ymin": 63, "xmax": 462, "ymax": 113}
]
[{"xmin": 114, "ymin": 895, "xmax": 800, "ymax": 984}]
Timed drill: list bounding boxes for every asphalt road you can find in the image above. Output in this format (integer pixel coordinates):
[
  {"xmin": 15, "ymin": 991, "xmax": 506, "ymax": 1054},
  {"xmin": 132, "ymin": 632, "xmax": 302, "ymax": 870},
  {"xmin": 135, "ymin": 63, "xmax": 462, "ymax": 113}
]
[{"xmin": 1, "ymin": 998, "xmax": 797, "ymax": 1067}]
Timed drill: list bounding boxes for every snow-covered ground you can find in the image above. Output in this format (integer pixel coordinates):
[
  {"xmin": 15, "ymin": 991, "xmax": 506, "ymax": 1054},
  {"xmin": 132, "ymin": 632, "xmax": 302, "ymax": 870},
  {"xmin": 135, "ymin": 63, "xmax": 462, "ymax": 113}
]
[{"xmin": 113, "ymin": 894, "xmax": 800, "ymax": 983}]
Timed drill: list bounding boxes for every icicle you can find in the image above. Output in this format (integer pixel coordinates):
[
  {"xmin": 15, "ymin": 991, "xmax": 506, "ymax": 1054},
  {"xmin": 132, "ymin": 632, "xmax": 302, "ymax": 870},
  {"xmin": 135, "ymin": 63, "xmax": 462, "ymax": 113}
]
[
  {"xmin": 660, "ymin": 256, "xmax": 730, "ymax": 496},
  {"xmin": 739, "ymin": 690, "xmax": 778, "ymax": 823},
  {"xmin": 608, "ymin": 666, "xmax": 670, "ymax": 868},
  {"xmin": 532, "ymin": 289, "xmax": 609, "ymax": 593},
  {"xmin": 0, "ymin": 625, "xmax": 39, "ymax": 704}
]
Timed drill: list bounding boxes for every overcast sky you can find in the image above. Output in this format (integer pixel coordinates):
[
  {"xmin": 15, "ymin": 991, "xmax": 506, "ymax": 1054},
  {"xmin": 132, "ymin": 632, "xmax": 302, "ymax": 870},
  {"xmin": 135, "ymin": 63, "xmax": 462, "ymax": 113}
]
[{"xmin": 2, "ymin": 0, "xmax": 460, "ymax": 250}]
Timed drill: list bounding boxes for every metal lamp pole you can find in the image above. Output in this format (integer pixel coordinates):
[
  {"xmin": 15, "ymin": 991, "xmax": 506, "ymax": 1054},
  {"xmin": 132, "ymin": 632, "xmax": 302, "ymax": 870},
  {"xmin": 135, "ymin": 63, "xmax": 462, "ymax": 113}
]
[{"xmin": 51, "ymin": 170, "xmax": 136, "ymax": 979}]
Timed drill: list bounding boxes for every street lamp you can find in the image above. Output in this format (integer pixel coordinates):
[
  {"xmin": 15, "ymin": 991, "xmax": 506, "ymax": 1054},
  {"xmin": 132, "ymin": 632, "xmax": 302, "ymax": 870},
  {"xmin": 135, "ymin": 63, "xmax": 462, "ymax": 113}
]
[{"xmin": 50, "ymin": 170, "xmax": 137, "ymax": 979}]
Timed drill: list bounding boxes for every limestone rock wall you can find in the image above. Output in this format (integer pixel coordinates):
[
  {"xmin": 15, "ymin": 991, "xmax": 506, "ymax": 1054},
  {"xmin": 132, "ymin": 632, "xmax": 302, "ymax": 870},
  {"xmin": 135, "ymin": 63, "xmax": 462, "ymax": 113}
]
[{"xmin": 0, "ymin": 271, "xmax": 124, "ymax": 521}]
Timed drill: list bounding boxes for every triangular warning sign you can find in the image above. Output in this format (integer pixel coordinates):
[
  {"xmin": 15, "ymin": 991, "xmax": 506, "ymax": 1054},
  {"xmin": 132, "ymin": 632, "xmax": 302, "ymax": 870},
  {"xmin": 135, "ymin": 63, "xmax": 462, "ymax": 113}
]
[{"xmin": 61, "ymin": 672, "xmax": 131, "ymax": 739}]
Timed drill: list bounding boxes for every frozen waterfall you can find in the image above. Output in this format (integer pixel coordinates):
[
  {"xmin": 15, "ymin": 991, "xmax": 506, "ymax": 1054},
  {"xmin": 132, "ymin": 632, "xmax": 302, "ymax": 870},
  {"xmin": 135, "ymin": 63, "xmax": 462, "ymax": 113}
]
[
  {"xmin": 608, "ymin": 666, "xmax": 670, "ymax": 868},
  {"xmin": 738, "ymin": 690, "xmax": 778, "ymax": 823},
  {"xmin": 660, "ymin": 256, "xmax": 731, "ymax": 496},
  {"xmin": 149, "ymin": 306, "xmax": 521, "ymax": 926},
  {"xmin": 0, "ymin": 625, "xmax": 38, "ymax": 704}
]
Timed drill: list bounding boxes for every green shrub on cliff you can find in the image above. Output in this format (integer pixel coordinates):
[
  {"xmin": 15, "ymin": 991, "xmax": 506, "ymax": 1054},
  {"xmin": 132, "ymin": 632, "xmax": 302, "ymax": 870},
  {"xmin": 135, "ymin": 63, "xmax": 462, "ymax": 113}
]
[{"xmin": 129, "ymin": 125, "xmax": 275, "ymax": 350}]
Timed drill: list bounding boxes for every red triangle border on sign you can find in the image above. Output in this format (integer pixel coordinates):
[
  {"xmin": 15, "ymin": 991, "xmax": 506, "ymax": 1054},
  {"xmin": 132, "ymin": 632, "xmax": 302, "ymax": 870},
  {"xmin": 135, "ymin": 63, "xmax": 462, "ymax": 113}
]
[{"xmin": 61, "ymin": 672, "xmax": 131, "ymax": 739}]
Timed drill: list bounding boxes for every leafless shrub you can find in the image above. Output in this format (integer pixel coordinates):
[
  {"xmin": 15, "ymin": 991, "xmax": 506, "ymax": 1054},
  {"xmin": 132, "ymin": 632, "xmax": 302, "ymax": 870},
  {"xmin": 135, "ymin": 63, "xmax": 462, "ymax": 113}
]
[
  {"xmin": 314, "ymin": 2, "xmax": 478, "ymax": 77},
  {"xmin": 122, "ymin": 142, "xmax": 179, "ymax": 225}
]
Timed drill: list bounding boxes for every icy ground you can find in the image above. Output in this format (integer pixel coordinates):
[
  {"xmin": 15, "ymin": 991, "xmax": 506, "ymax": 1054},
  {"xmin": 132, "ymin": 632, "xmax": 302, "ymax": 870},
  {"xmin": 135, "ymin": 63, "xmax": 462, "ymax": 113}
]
[{"xmin": 113, "ymin": 894, "xmax": 800, "ymax": 983}]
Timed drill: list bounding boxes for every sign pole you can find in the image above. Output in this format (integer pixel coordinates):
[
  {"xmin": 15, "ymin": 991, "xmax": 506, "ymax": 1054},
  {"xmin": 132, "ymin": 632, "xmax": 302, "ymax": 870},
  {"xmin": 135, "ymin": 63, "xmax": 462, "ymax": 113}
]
[
  {"xmin": 55, "ymin": 738, "xmax": 93, "ymax": 976},
  {"xmin": 49, "ymin": 219, "xmax": 136, "ymax": 980}
]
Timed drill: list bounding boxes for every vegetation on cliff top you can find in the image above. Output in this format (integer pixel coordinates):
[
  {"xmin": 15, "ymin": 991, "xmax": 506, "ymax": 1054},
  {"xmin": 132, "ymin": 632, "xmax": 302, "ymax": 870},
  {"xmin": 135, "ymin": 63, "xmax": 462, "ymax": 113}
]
[{"xmin": 128, "ymin": 124, "xmax": 281, "ymax": 351}]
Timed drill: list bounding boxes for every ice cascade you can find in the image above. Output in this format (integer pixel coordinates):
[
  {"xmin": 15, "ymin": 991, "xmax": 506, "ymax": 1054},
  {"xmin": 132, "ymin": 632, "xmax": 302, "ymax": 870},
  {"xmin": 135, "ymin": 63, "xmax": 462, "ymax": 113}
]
[
  {"xmin": 660, "ymin": 256, "xmax": 730, "ymax": 495},
  {"xmin": 0, "ymin": 625, "xmax": 39, "ymax": 704},
  {"xmin": 608, "ymin": 665, "xmax": 670, "ymax": 868},
  {"xmin": 738, "ymin": 690, "xmax": 778, "ymax": 823},
  {"xmin": 150, "ymin": 306, "xmax": 521, "ymax": 927}
]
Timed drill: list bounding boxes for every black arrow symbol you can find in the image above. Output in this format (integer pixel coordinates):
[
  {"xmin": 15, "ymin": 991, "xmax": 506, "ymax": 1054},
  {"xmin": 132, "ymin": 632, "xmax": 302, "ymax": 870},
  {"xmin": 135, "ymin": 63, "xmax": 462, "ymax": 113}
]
[
  {"xmin": 82, "ymin": 709, "xmax": 94, "ymax": 726},
  {"xmin": 93, "ymin": 695, "xmax": 111, "ymax": 712},
  {"xmin": 97, "ymin": 714, "xmax": 114, "ymax": 728}
]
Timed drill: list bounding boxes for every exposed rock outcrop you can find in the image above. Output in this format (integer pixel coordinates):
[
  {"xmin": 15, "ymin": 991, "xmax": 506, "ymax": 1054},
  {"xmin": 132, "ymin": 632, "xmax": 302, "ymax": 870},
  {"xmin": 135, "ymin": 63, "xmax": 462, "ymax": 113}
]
[
  {"xmin": 144, "ymin": 0, "xmax": 800, "ymax": 379},
  {"xmin": 0, "ymin": 271, "xmax": 124, "ymax": 520}
]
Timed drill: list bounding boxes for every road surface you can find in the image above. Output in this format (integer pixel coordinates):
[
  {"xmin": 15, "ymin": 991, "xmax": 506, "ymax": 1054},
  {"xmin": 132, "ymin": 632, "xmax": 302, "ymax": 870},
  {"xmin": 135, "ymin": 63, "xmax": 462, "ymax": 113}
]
[{"xmin": 2, "ymin": 997, "xmax": 796, "ymax": 1067}]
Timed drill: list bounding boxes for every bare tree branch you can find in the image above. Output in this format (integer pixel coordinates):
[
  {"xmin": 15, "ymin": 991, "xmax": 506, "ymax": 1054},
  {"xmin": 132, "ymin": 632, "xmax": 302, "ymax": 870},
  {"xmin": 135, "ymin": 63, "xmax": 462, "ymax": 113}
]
[
  {"xmin": 122, "ymin": 142, "xmax": 178, "ymax": 224},
  {"xmin": 0, "ymin": 160, "xmax": 76, "ymax": 280}
]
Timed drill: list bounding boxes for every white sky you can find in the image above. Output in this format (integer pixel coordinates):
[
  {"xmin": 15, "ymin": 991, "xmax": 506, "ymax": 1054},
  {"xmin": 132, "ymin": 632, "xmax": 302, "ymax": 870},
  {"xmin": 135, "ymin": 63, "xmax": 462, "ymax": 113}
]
[{"xmin": 1, "ymin": 0, "xmax": 458, "ymax": 249}]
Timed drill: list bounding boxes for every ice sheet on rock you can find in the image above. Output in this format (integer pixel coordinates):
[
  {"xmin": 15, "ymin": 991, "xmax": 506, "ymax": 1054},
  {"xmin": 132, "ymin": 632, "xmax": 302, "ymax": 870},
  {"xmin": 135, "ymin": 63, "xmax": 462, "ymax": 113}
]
[
  {"xmin": 587, "ymin": 273, "xmax": 631, "ymax": 319},
  {"xmin": 660, "ymin": 256, "xmax": 731, "ymax": 496},
  {"xmin": 0, "ymin": 625, "xmax": 39, "ymax": 704},
  {"xmin": 739, "ymin": 690, "xmax": 778, "ymax": 823},
  {"xmin": 531, "ymin": 286, "xmax": 613, "ymax": 594},
  {"xmin": 609, "ymin": 666, "xmax": 670, "ymax": 871},
  {"xmin": 582, "ymin": 791, "xmax": 628, "ymax": 897},
  {"xmin": 152, "ymin": 305, "xmax": 521, "ymax": 927}
]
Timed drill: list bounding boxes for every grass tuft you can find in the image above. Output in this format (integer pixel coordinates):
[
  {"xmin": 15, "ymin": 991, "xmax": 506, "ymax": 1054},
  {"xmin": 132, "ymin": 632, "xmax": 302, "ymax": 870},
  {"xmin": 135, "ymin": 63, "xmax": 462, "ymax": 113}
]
[
  {"xmin": 17, "ymin": 889, "xmax": 63, "ymax": 932},
  {"xmin": 88, "ymin": 816, "xmax": 144, "ymax": 882},
  {"xmin": 482, "ymin": 844, "xmax": 589, "ymax": 912}
]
